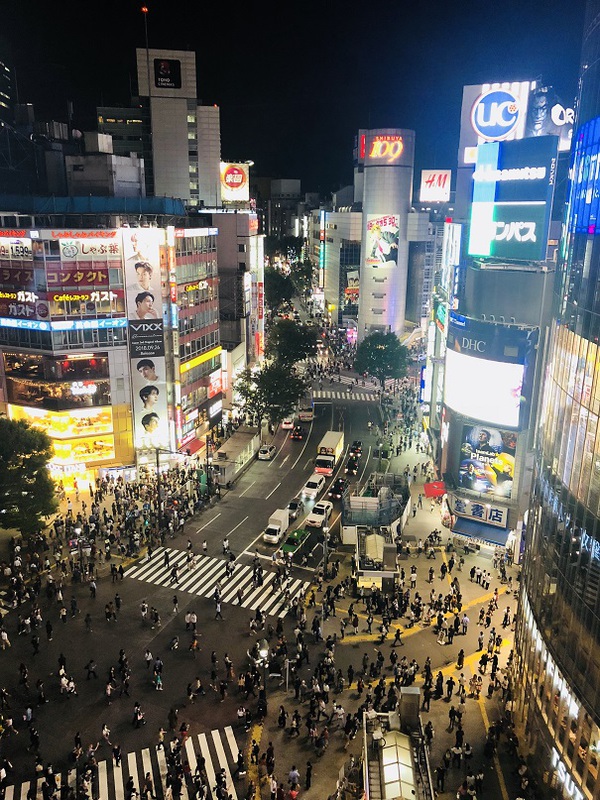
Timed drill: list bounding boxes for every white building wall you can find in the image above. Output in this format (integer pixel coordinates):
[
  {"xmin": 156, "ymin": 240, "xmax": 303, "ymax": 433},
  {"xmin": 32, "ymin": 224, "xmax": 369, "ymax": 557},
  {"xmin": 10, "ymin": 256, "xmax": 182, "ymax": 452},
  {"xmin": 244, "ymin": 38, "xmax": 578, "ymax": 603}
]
[
  {"xmin": 197, "ymin": 105, "xmax": 221, "ymax": 208},
  {"xmin": 357, "ymin": 129, "xmax": 415, "ymax": 340}
]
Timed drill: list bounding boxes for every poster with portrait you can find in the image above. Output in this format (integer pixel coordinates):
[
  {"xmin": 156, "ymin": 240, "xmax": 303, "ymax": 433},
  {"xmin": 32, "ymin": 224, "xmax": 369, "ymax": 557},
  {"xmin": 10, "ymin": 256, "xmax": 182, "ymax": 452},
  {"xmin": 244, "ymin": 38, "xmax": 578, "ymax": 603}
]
[
  {"xmin": 457, "ymin": 424, "xmax": 516, "ymax": 499},
  {"xmin": 129, "ymin": 321, "xmax": 169, "ymax": 451},
  {"xmin": 123, "ymin": 229, "xmax": 163, "ymax": 324},
  {"xmin": 365, "ymin": 214, "xmax": 399, "ymax": 267}
]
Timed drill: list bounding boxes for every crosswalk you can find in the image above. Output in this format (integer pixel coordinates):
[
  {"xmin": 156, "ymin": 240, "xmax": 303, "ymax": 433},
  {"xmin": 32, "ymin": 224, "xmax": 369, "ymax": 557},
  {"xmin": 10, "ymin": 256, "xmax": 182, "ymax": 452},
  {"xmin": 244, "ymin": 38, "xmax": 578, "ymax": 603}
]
[
  {"xmin": 125, "ymin": 547, "xmax": 310, "ymax": 619},
  {"xmin": 2, "ymin": 726, "xmax": 241, "ymax": 800},
  {"xmin": 312, "ymin": 389, "xmax": 378, "ymax": 402}
]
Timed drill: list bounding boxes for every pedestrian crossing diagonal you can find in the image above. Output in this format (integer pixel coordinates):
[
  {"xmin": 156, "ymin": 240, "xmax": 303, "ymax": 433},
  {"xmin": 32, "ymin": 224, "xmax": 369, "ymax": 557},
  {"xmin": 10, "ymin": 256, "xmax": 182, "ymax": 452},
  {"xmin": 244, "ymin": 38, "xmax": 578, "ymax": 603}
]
[
  {"xmin": 124, "ymin": 547, "xmax": 310, "ymax": 618},
  {"xmin": 1, "ymin": 726, "xmax": 241, "ymax": 800}
]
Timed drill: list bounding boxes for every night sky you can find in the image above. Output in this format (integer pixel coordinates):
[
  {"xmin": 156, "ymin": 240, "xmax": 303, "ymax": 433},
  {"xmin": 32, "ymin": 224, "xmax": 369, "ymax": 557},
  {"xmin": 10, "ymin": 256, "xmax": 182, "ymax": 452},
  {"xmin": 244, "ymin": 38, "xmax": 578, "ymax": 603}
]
[{"xmin": 4, "ymin": 0, "xmax": 588, "ymax": 194}]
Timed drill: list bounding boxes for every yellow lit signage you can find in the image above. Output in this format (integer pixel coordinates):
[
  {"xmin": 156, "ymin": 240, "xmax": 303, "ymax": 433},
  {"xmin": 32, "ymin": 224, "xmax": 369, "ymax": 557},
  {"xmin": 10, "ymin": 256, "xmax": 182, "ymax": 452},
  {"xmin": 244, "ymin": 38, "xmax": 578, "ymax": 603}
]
[{"xmin": 180, "ymin": 346, "xmax": 222, "ymax": 375}]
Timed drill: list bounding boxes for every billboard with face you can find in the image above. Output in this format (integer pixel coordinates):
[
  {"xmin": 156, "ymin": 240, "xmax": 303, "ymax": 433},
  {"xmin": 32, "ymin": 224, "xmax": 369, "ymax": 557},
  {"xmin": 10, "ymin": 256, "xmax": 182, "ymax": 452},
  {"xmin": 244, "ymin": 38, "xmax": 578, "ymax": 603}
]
[
  {"xmin": 365, "ymin": 215, "xmax": 400, "ymax": 267},
  {"xmin": 458, "ymin": 424, "xmax": 516, "ymax": 498},
  {"xmin": 123, "ymin": 229, "xmax": 168, "ymax": 452}
]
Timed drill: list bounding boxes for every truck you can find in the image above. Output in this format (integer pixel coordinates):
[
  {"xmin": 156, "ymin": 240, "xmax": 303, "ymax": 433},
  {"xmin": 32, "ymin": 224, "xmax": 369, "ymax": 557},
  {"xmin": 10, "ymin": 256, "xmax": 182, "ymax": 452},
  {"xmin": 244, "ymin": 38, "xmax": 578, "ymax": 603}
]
[
  {"xmin": 314, "ymin": 431, "xmax": 345, "ymax": 477},
  {"xmin": 262, "ymin": 508, "xmax": 290, "ymax": 544}
]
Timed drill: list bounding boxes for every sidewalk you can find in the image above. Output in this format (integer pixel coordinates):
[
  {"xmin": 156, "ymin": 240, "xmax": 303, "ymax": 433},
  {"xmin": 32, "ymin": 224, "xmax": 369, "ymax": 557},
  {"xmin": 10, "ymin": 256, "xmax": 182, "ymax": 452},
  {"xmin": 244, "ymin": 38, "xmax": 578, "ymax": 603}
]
[{"xmin": 254, "ymin": 433, "xmax": 522, "ymax": 800}]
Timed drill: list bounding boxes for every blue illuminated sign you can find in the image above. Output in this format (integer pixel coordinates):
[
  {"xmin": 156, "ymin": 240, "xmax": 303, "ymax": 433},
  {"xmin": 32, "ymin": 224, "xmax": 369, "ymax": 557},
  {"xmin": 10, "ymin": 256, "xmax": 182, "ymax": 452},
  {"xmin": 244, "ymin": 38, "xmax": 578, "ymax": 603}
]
[
  {"xmin": 471, "ymin": 89, "xmax": 520, "ymax": 141},
  {"xmin": 568, "ymin": 116, "xmax": 600, "ymax": 234}
]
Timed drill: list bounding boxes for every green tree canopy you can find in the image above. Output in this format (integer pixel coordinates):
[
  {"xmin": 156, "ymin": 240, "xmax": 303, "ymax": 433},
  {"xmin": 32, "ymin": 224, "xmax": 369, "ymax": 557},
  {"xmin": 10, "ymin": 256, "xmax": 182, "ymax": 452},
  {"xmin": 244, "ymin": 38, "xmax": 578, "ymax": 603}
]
[
  {"xmin": 265, "ymin": 318, "xmax": 318, "ymax": 366},
  {"xmin": 0, "ymin": 418, "xmax": 58, "ymax": 536},
  {"xmin": 234, "ymin": 363, "xmax": 308, "ymax": 428},
  {"xmin": 354, "ymin": 331, "xmax": 408, "ymax": 387},
  {"xmin": 264, "ymin": 267, "xmax": 294, "ymax": 311},
  {"xmin": 290, "ymin": 258, "xmax": 313, "ymax": 297}
]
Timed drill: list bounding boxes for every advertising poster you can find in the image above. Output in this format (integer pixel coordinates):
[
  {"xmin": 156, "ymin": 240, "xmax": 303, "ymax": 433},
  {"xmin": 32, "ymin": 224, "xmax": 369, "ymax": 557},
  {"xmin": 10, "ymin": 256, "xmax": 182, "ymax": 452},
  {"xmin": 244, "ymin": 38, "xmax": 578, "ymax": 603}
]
[
  {"xmin": 365, "ymin": 215, "xmax": 400, "ymax": 267},
  {"xmin": 458, "ymin": 424, "xmax": 516, "ymax": 498},
  {"xmin": 129, "ymin": 321, "xmax": 169, "ymax": 451},
  {"xmin": 123, "ymin": 229, "xmax": 162, "ymax": 322},
  {"xmin": 123, "ymin": 229, "xmax": 168, "ymax": 452}
]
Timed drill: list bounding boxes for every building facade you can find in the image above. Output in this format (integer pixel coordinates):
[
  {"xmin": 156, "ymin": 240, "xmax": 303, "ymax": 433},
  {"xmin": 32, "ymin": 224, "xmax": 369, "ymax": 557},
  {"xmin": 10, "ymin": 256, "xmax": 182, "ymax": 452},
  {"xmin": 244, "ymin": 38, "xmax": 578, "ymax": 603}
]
[
  {"xmin": 514, "ymin": 2, "xmax": 600, "ymax": 797},
  {"xmin": 0, "ymin": 215, "xmax": 222, "ymax": 489}
]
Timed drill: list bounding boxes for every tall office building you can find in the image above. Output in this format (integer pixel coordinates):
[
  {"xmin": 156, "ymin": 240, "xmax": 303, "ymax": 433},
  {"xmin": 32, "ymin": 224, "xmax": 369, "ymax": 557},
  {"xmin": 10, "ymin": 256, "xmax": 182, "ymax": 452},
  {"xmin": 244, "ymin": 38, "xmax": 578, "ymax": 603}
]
[{"xmin": 514, "ymin": 2, "xmax": 600, "ymax": 798}]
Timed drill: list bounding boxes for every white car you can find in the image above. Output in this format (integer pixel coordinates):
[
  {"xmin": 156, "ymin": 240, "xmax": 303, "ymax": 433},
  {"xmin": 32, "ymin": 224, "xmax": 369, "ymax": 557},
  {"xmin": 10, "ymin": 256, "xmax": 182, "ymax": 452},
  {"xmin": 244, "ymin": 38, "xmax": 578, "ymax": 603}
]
[
  {"xmin": 301, "ymin": 473, "xmax": 326, "ymax": 499},
  {"xmin": 258, "ymin": 444, "xmax": 277, "ymax": 461},
  {"xmin": 281, "ymin": 417, "xmax": 295, "ymax": 430},
  {"xmin": 305, "ymin": 500, "xmax": 333, "ymax": 528}
]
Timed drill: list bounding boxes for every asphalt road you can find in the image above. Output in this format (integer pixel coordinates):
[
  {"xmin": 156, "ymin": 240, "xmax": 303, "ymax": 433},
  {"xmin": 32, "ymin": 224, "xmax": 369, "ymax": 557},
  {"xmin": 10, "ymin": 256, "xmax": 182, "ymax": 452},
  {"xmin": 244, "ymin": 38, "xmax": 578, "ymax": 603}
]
[{"xmin": 0, "ymin": 391, "xmax": 387, "ymax": 791}]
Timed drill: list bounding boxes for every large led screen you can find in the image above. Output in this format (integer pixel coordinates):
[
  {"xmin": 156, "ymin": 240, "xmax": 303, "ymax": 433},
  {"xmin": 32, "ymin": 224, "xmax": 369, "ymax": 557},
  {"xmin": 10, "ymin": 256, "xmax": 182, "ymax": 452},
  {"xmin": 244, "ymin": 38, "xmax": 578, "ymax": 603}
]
[
  {"xmin": 444, "ymin": 348, "xmax": 523, "ymax": 427},
  {"xmin": 458, "ymin": 424, "xmax": 516, "ymax": 498}
]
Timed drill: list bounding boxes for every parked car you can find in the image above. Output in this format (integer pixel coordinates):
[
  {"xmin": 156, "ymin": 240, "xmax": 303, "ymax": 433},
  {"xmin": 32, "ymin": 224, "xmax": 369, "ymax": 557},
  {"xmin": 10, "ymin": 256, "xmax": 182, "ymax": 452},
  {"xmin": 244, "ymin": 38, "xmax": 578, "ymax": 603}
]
[
  {"xmin": 290, "ymin": 425, "xmax": 306, "ymax": 441},
  {"xmin": 258, "ymin": 444, "xmax": 277, "ymax": 461},
  {"xmin": 301, "ymin": 473, "xmax": 326, "ymax": 498},
  {"xmin": 345, "ymin": 456, "xmax": 359, "ymax": 475},
  {"xmin": 287, "ymin": 497, "xmax": 305, "ymax": 520},
  {"xmin": 280, "ymin": 528, "xmax": 311, "ymax": 555},
  {"xmin": 328, "ymin": 477, "xmax": 349, "ymax": 500},
  {"xmin": 349, "ymin": 440, "xmax": 363, "ymax": 457},
  {"xmin": 305, "ymin": 500, "xmax": 334, "ymax": 528}
]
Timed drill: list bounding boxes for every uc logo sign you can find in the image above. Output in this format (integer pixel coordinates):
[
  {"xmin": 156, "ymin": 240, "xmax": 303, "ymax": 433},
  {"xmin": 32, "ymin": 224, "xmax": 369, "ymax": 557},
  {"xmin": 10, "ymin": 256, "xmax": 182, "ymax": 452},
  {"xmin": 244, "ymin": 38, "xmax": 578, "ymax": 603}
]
[{"xmin": 471, "ymin": 89, "xmax": 521, "ymax": 141}]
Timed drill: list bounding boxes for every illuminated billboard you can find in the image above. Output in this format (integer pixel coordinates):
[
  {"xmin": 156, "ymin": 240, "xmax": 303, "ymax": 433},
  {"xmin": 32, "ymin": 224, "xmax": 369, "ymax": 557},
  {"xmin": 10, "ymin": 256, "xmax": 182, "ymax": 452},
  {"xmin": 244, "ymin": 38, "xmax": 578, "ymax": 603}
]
[
  {"xmin": 468, "ymin": 136, "xmax": 558, "ymax": 261},
  {"xmin": 458, "ymin": 81, "xmax": 573, "ymax": 166},
  {"xmin": 220, "ymin": 163, "xmax": 250, "ymax": 203},
  {"xmin": 123, "ymin": 228, "xmax": 169, "ymax": 452},
  {"xmin": 568, "ymin": 115, "xmax": 600, "ymax": 234},
  {"xmin": 458, "ymin": 424, "xmax": 516, "ymax": 498},
  {"xmin": 440, "ymin": 223, "xmax": 462, "ymax": 298},
  {"xmin": 419, "ymin": 170, "xmax": 451, "ymax": 203},
  {"xmin": 444, "ymin": 314, "xmax": 536, "ymax": 428},
  {"xmin": 365, "ymin": 215, "xmax": 399, "ymax": 267}
]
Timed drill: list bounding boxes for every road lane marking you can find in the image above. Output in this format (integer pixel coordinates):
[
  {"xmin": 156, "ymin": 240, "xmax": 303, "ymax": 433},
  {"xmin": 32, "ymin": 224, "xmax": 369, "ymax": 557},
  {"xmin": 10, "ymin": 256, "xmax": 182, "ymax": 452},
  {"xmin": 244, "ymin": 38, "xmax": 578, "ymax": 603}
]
[
  {"xmin": 228, "ymin": 515, "xmax": 249, "ymax": 536},
  {"xmin": 265, "ymin": 482, "xmax": 281, "ymax": 499},
  {"xmin": 239, "ymin": 481, "xmax": 256, "ymax": 497},
  {"xmin": 196, "ymin": 513, "xmax": 221, "ymax": 532}
]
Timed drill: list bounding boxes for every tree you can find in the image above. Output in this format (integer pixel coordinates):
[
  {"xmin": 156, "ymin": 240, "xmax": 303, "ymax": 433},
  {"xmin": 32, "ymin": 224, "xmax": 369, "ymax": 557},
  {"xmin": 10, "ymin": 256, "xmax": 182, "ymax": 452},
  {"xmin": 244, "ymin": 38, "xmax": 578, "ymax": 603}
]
[
  {"xmin": 354, "ymin": 331, "xmax": 408, "ymax": 387},
  {"xmin": 234, "ymin": 363, "xmax": 308, "ymax": 430},
  {"xmin": 265, "ymin": 318, "xmax": 318, "ymax": 366},
  {"xmin": 264, "ymin": 267, "xmax": 294, "ymax": 311},
  {"xmin": 0, "ymin": 418, "xmax": 58, "ymax": 536},
  {"xmin": 290, "ymin": 258, "xmax": 313, "ymax": 298}
]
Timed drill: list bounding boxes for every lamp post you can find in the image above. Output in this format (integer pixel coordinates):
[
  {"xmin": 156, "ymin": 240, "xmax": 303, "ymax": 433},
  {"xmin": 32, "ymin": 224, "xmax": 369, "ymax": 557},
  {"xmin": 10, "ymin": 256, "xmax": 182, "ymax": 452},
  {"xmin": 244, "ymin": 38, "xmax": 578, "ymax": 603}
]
[
  {"xmin": 258, "ymin": 638, "xmax": 269, "ymax": 691},
  {"xmin": 377, "ymin": 440, "xmax": 383, "ymax": 473},
  {"xmin": 205, "ymin": 434, "xmax": 212, "ymax": 494},
  {"xmin": 323, "ymin": 525, "xmax": 330, "ymax": 580}
]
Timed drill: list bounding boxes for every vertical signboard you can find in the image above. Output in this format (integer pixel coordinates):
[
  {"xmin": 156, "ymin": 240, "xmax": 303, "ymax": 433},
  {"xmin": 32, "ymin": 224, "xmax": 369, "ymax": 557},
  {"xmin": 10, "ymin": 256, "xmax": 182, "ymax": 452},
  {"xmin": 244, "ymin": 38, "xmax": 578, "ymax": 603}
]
[{"xmin": 123, "ymin": 229, "xmax": 169, "ymax": 451}]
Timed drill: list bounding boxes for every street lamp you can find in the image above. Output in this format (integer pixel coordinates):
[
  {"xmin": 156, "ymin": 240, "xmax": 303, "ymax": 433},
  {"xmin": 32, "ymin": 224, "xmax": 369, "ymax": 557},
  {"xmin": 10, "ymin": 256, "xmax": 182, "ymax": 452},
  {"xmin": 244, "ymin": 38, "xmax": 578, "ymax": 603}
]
[
  {"xmin": 258, "ymin": 638, "xmax": 269, "ymax": 689},
  {"xmin": 377, "ymin": 440, "xmax": 382, "ymax": 472},
  {"xmin": 323, "ymin": 526, "xmax": 330, "ymax": 580}
]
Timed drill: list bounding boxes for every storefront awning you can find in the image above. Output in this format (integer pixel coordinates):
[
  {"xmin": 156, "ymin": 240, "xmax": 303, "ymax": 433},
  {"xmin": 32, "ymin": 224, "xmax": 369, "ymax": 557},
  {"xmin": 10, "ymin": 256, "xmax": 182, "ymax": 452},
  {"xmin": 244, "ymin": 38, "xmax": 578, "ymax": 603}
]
[
  {"xmin": 423, "ymin": 481, "xmax": 446, "ymax": 498},
  {"xmin": 452, "ymin": 516, "xmax": 509, "ymax": 547}
]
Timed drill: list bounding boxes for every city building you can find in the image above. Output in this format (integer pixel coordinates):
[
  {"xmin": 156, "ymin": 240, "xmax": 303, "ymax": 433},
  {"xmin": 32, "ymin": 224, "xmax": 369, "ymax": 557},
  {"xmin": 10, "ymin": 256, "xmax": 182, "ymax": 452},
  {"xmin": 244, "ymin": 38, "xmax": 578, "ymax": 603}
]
[
  {"xmin": 0, "ymin": 207, "xmax": 222, "ymax": 488},
  {"xmin": 98, "ymin": 48, "xmax": 221, "ymax": 208},
  {"xmin": 514, "ymin": 1, "xmax": 600, "ymax": 796}
]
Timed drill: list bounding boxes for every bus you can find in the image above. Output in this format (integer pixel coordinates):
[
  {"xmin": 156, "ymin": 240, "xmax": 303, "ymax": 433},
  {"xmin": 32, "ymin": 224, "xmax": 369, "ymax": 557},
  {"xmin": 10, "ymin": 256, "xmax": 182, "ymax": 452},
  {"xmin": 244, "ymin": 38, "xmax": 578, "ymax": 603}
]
[{"xmin": 298, "ymin": 395, "xmax": 314, "ymax": 422}]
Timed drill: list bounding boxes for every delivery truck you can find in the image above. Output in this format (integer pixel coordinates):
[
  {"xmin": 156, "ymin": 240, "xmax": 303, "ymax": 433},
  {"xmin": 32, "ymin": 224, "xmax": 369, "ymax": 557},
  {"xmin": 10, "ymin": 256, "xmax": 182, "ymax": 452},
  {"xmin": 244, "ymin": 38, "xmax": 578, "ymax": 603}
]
[
  {"xmin": 262, "ymin": 508, "xmax": 291, "ymax": 544},
  {"xmin": 314, "ymin": 431, "xmax": 345, "ymax": 477}
]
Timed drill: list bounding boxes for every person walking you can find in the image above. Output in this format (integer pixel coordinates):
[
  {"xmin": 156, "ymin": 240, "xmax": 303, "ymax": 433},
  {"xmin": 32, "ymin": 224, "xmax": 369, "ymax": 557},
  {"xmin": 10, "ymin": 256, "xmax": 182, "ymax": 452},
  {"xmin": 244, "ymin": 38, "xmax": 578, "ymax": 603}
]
[{"xmin": 215, "ymin": 600, "xmax": 224, "ymax": 620}]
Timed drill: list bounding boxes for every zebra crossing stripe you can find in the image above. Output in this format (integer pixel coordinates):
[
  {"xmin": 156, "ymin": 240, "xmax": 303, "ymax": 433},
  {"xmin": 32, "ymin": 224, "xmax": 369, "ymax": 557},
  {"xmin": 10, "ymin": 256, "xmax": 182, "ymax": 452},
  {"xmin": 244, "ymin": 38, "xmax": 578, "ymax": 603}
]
[
  {"xmin": 126, "ymin": 548, "xmax": 309, "ymax": 618},
  {"xmin": 212, "ymin": 729, "xmax": 238, "ymax": 800},
  {"xmin": 98, "ymin": 760, "xmax": 108, "ymax": 800},
  {"xmin": 198, "ymin": 732, "xmax": 217, "ymax": 795},
  {"xmin": 113, "ymin": 760, "xmax": 124, "ymax": 800}
]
